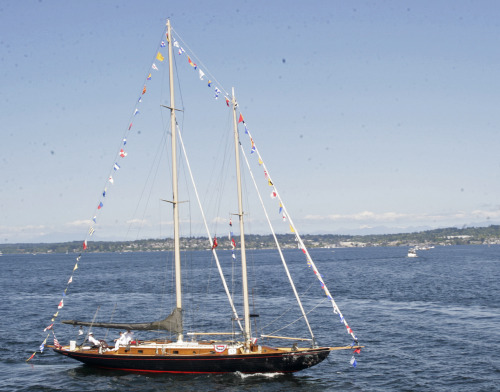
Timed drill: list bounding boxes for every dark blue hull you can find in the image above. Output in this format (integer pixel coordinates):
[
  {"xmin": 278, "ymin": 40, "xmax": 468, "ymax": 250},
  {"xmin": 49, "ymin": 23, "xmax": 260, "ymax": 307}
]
[{"xmin": 54, "ymin": 347, "xmax": 330, "ymax": 374}]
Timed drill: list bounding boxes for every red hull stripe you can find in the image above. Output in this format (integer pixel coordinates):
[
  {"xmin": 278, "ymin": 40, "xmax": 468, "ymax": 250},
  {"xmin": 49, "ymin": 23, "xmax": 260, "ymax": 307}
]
[{"xmin": 95, "ymin": 366, "xmax": 294, "ymax": 374}]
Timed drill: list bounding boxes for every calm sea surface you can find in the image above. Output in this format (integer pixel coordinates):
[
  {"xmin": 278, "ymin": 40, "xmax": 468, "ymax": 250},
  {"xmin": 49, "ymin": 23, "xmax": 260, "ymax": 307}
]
[{"xmin": 1, "ymin": 245, "xmax": 499, "ymax": 391}]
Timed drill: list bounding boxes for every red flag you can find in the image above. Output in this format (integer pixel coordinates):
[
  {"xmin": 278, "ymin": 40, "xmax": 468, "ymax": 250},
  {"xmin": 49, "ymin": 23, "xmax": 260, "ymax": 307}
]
[
  {"xmin": 142, "ymin": 85, "xmax": 146, "ymax": 94},
  {"xmin": 83, "ymin": 240, "xmax": 87, "ymax": 250},
  {"xmin": 225, "ymin": 97, "xmax": 230, "ymax": 107},
  {"xmin": 212, "ymin": 236, "xmax": 218, "ymax": 249},
  {"xmin": 354, "ymin": 347, "xmax": 361, "ymax": 354},
  {"xmin": 238, "ymin": 114, "xmax": 244, "ymax": 123}
]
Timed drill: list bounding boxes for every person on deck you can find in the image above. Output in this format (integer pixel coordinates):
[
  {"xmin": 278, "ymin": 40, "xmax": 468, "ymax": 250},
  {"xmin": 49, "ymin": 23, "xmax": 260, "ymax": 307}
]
[
  {"xmin": 114, "ymin": 331, "xmax": 127, "ymax": 351},
  {"xmin": 124, "ymin": 330, "xmax": 134, "ymax": 345},
  {"xmin": 88, "ymin": 332, "xmax": 101, "ymax": 347}
]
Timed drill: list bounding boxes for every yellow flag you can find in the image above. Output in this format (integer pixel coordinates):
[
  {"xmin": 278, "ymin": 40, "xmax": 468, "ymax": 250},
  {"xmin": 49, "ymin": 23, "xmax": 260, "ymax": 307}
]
[
  {"xmin": 73, "ymin": 263, "xmax": 78, "ymax": 271},
  {"xmin": 290, "ymin": 225, "xmax": 295, "ymax": 233},
  {"xmin": 156, "ymin": 52, "xmax": 164, "ymax": 62}
]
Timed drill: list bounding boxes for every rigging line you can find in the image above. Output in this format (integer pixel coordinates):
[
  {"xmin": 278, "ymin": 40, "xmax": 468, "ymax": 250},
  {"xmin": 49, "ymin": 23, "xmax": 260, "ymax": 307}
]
[
  {"xmin": 89, "ymin": 23, "xmax": 169, "ymax": 240},
  {"xmin": 259, "ymin": 279, "xmax": 317, "ymax": 332},
  {"xmin": 239, "ymin": 143, "xmax": 316, "ymax": 341},
  {"xmin": 176, "ymin": 123, "xmax": 244, "ymax": 333},
  {"xmin": 243, "ymin": 127, "xmax": 359, "ymax": 342},
  {"xmin": 104, "ymin": 303, "xmax": 118, "ymax": 340},
  {"xmin": 266, "ymin": 297, "xmax": 329, "ymax": 338},
  {"xmin": 171, "ymin": 27, "xmax": 230, "ymax": 97},
  {"xmin": 85, "ymin": 306, "xmax": 101, "ymax": 343},
  {"xmin": 123, "ymin": 126, "xmax": 168, "ymax": 240}
]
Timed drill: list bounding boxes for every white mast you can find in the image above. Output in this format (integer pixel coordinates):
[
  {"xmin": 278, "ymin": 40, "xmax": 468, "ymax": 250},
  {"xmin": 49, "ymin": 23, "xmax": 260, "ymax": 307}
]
[
  {"xmin": 231, "ymin": 89, "xmax": 251, "ymax": 350},
  {"xmin": 167, "ymin": 19, "xmax": 183, "ymax": 341}
]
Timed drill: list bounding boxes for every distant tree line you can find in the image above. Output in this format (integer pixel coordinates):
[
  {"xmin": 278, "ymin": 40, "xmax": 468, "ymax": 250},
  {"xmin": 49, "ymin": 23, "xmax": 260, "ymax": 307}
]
[{"xmin": 2, "ymin": 225, "xmax": 500, "ymax": 254}]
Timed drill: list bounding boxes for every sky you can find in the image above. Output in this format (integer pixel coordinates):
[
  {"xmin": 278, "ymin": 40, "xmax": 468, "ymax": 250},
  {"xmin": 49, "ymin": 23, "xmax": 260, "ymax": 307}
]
[{"xmin": 1, "ymin": 0, "xmax": 500, "ymax": 244}]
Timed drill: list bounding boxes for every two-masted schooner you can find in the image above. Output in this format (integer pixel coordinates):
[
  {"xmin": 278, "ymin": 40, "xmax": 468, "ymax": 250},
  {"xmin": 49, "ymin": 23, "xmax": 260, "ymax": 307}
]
[{"xmin": 47, "ymin": 19, "xmax": 362, "ymax": 374}]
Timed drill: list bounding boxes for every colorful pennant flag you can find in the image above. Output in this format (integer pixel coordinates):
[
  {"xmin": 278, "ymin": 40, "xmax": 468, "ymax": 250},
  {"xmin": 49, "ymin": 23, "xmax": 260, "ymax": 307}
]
[
  {"xmin": 119, "ymin": 149, "xmax": 127, "ymax": 157},
  {"xmin": 152, "ymin": 63, "xmax": 158, "ymax": 71},
  {"xmin": 187, "ymin": 55, "xmax": 197, "ymax": 69},
  {"xmin": 156, "ymin": 52, "xmax": 164, "ymax": 61}
]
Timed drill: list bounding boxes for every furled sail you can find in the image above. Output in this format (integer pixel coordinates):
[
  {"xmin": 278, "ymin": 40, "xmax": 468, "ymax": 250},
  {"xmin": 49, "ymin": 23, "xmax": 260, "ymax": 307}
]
[{"xmin": 62, "ymin": 307, "xmax": 182, "ymax": 334}]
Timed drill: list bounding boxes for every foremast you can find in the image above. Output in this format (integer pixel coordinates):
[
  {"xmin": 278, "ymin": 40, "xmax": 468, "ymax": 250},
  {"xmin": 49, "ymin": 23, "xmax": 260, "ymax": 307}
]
[
  {"xmin": 167, "ymin": 19, "xmax": 183, "ymax": 342},
  {"xmin": 231, "ymin": 89, "xmax": 251, "ymax": 351}
]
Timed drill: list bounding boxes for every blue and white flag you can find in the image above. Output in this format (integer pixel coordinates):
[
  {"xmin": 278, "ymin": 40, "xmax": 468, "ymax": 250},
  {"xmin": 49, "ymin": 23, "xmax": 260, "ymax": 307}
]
[{"xmin": 114, "ymin": 163, "xmax": 120, "ymax": 171}]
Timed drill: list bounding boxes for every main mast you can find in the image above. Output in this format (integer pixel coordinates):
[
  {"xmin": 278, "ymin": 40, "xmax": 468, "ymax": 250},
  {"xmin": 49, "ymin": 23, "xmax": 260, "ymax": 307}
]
[
  {"xmin": 232, "ymin": 89, "xmax": 251, "ymax": 350},
  {"xmin": 167, "ymin": 19, "xmax": 183, "ymax": 341}
]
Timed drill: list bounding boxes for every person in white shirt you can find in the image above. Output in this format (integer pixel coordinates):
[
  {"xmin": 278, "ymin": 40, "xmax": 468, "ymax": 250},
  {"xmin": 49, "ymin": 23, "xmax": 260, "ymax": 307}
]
[
  {"xmin": 124, "ymin": 330, "xmax": 134, "ymax": 345},
  {"xmin": 114, "ymin": 331, "xmax": 127, "ymax": 351},
  {"xmin": 88, "ymin": 332, "xmax": 101, "ymax": 347}
]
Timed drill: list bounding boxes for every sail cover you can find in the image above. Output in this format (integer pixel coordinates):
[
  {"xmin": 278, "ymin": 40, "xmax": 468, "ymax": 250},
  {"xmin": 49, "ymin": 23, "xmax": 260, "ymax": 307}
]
[{"xmin": 62, "ymin": 307, "xmax": 182, "ymax": 334}]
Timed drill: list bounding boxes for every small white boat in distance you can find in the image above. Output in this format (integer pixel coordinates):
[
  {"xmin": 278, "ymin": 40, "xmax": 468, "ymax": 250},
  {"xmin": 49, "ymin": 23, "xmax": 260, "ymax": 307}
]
[{"xmin": 408, "ymin": 248, "xmax": 418, "ymax": 258}]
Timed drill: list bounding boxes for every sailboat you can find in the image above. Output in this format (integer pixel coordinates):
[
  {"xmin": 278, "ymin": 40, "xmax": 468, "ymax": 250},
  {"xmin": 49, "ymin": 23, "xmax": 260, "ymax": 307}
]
[{"xmin": 47, "ymin": 20, "xmax": 362, "ymax": 374}]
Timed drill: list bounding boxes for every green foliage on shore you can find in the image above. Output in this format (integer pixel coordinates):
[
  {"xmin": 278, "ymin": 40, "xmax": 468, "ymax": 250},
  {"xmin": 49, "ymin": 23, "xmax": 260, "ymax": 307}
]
[{"xmin": 2, "ymin": 225, "xmax": 500, "ymax": 254}]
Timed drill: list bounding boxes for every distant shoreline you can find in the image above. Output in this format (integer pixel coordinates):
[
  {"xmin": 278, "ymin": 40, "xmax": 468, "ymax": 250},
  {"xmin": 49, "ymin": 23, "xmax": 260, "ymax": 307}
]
[{"xmin": 1, "ymin": 225, "xmax": 500, "ymax": 254}]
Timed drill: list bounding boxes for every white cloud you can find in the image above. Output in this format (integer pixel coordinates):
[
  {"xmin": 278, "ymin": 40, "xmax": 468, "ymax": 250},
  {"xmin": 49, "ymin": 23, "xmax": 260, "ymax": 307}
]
[
  {"xmin": 304, "ymin": 209, "xmax": 500, "ymax": 225},
  {"xmin": 65, "ymin": 220, "xmax": 92, "ymax": 227}
]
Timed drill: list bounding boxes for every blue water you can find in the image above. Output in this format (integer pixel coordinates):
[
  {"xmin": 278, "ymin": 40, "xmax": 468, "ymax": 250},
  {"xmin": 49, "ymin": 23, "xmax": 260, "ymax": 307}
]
[{"xmin": 1, "ymin": 245, "xmax": 499, "ymax": 391}]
